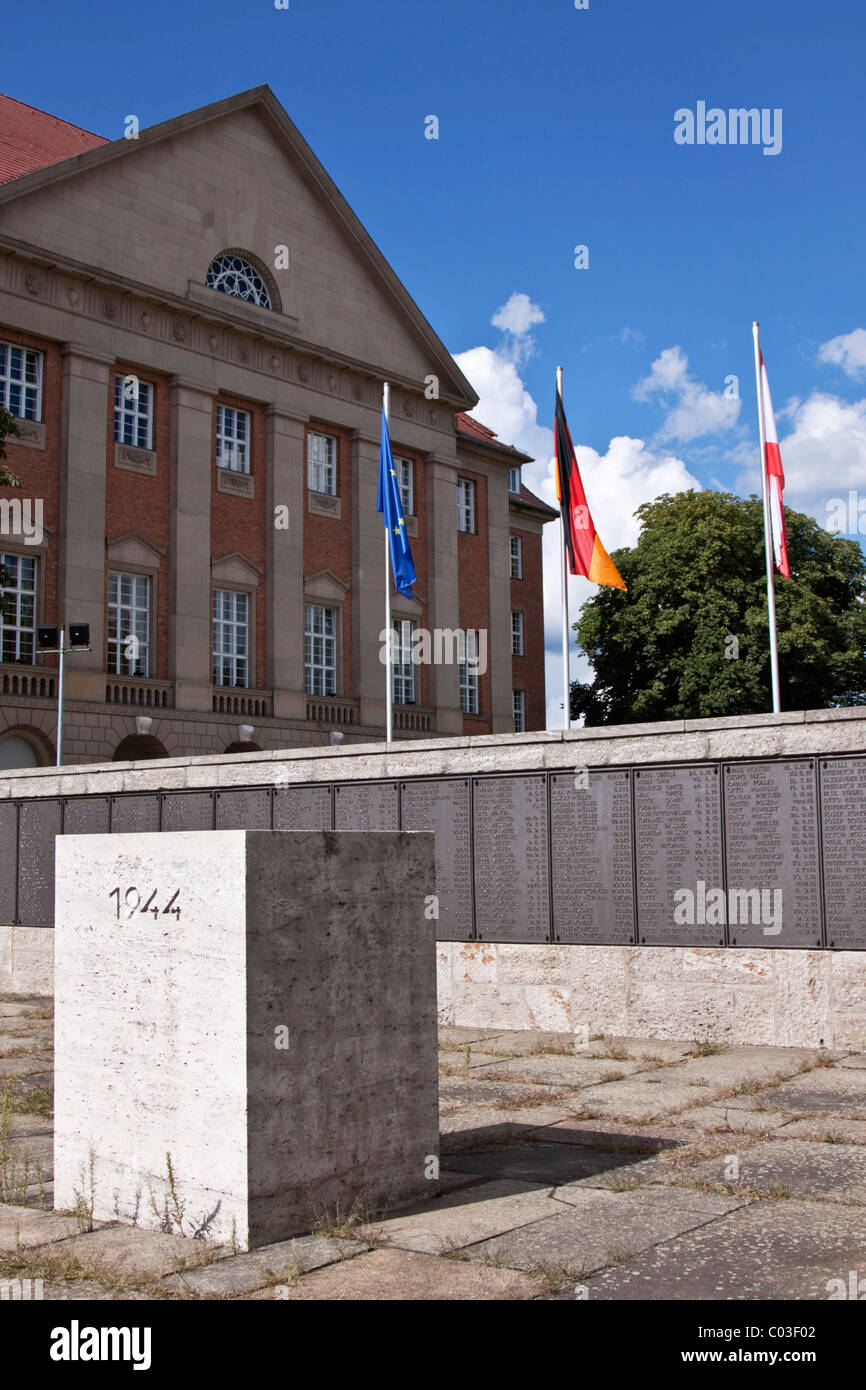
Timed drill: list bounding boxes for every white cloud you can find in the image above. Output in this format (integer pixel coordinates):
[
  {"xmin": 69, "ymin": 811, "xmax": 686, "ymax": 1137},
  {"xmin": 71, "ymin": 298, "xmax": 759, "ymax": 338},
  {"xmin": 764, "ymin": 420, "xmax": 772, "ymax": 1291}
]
[
  {"xmin": 734, "ymin": 390, "xmax": 866, "ymax": 531},
  {"xmin": 454, "ymin": 340, "xmax": 700, "ymax": 730},
  {"xmin": 634, "ymin": 345, "xmax": 740, "ymax": 443},
  {"xmin": 818, "ymin": 328, "xmax": 866, "ymax": 380},
  {"xmin": 488, "ymin": 292, "xmax": 545, "ymax": 364},
  {"xmin": 490, "ymin": 291, "xmax": 545, "ymax": 337}
]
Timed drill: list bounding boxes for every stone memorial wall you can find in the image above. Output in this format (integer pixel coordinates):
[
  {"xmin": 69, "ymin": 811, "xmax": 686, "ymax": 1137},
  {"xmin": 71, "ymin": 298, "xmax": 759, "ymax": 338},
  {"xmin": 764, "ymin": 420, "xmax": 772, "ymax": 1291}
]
[{"xmin": 3, "ymin": 708, "xmax": 866, "ymax": 1045}]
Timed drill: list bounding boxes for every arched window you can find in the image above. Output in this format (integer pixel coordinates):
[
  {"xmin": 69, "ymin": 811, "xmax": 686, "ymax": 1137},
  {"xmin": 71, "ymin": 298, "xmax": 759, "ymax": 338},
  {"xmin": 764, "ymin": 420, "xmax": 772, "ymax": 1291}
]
[
  {"xmin": 206, "ymin": 253, "xmax": 272, "ymax": 309},
  {"xmin": 0, "ymin": 733, "xmax": 41, "ymax": 770}
]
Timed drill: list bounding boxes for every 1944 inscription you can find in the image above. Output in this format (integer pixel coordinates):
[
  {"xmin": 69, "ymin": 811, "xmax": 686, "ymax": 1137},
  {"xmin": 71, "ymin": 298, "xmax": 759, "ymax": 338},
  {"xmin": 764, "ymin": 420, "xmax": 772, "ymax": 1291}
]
[{"xmin": 108, "ymin": 886, "xmax": 181, "ymax": 921}]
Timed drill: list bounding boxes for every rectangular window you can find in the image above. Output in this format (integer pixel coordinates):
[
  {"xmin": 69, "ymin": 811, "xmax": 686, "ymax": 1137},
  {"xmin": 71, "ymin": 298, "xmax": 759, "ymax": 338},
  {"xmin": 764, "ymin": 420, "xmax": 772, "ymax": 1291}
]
[
  {"xmin": 307, "ymin": 432, "xmax": 337, "ymax": 495},
  {"xmin": 212, "ymin": 589, "xmax": 249, "ymax": 687},
  {"xmin": 513, "ymin": 689, "xmax": 525, "ymax": 732},
  {"xmin": 457, "ymin": 478, "xmax": 475, "ymax": 533},
  {"xmin": 0, "ymin": 552, "xmax": 37, "ymax": 663},
  {"xmin": 0, "ymin": 344, "xmax": 42, "ymax": 422},
  {"xmin": 392, "ymin": 618, "xmax": 415, "ymax": 704},
  {"xmin": 395, "ymin": 457, "xmax": 414, "ymax": 516},
  {"xmin": 107, "ymin": 572, "xmax": 151, "ymax": 677},
  {"xmin": 305, "ymin": 603, "xmax": 337, "ymax": 696},
  {"xmin": 458, "ymin": 629, "xmax": 479, "ymax": 715},
  {"xmin": 113, "ymin": 375, "xmax": 153, "ymax": 449},
  {"xmin": 511, "ymin": 611, "xmax": 524, "ymax": 656},
  {"xmin": 216, "ymin": 405, "xmax": 250, "ymax": 473},
  {"xmin": 510, "ymin": 535, "xmax": 523, "ymax": 579},
  {"xmin": 508, "ymin": 466, "xmax": 521, "ymax": 493}
]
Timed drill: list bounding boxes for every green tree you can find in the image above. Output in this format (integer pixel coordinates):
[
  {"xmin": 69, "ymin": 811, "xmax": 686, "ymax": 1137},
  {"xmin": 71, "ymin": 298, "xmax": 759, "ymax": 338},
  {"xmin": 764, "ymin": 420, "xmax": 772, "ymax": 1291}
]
[
  {"xmin": 0, "ymin": 405, "xmax": 21, "ymax": 624},
  {"xmin": 571, "ymin": 490, "xmax": 866, "ymax": 725}
]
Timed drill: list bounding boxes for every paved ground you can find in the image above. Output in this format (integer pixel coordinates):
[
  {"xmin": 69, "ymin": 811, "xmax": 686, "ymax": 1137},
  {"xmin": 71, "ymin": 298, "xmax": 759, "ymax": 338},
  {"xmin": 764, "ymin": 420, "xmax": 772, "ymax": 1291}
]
[{"xmin": 2, "ymin": 995, "xmax": 865, "ymax": 1300}]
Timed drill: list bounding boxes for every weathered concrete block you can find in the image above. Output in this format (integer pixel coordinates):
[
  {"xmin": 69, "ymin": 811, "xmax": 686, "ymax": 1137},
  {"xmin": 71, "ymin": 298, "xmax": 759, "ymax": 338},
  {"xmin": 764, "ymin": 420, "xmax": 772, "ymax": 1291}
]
[{"xmin": 54, "ymin": 830, "xmax": 438, "ymax": 1250}]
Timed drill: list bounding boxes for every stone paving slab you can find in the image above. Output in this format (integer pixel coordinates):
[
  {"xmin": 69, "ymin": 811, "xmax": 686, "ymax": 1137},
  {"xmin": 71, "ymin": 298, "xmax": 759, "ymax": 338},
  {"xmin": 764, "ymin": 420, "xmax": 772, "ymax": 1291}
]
[
  {"xmin": 473, "ymin": 1055, "xmax": 647, "ymax": 1086},
  {"xmin": 439, "ymin": 1078, "xmax": 576, "ymax": 1110},
  {"xmin": 569, "ymin": 1079, "xmax": 718, "ymax": 1121},
  {"xmin": 465, "ymin": 1031, "xmax": 583, "ymax": 1058},
  {"xmin": 676, "ymin": 1104, "xmax": 793, "ymax": 1134},
  {"xmin": 6, "ymin": 1113, "xmax": 52, "ymax": 1138},
  {"xmin": 671, "ymin": 1048, "xmax": 819, "ymax": 1091},
  {"xmin": 683, "ymin": 1138, "xmax": 866, "ymax": 1204},
  {"xmin": 438, "ymin": 1028, "xmax": 511, "ymax": 1050},
  {"xmin": 0, "ymin": 1056, "xmax": 54, "ymax": 1079},
  {"xmin": 768, "ymin": 1067, "xmax": 866, "ymax": 1117},
  {"xmin": 578, "ymin": 1199, "xmax": 866, "ymax": 1300},
  {"xmin": 359, "ymin": 1179, "xmax": 561, "ymax": 1255},
  {"xmin": 444, "ymin": 1140, "xmax": 656, "ymax": 1187},
  {"xmin": 836, "ymin": 1055, "xmax": 866, "ymax": 1070},
  {"xmin": 440, "ymin": 1109, "xmax": 579, "ymax": 1148},
  {"xmin": 38, "ymin": 1281, "xmax": 160, "ymax": 1301},
  {"xmin": 438, "ymin": 1051, "xmax": 508, "ymax": 1073},
  {"xmin": 464, "ymin": 1186, "xmax": 742, "ymax": 1278},
  {"xmin": 528, "ymin": 1117, "xmax": 689, "ymax": 1149},
  {"xmin": 3, "ymin": 1133, "xmax": 52, "ymax": 1167},
  {"xmin": 777, "ymin": 1117, "xmax": 866, "ymax": 1144},
  {"xmin": 252, "ymin": 1246, "xmax": 545, "ymax": 1300},
  {"xmin": 165, "ymin": 1234, "xmax": 369, "ymax": 1296},
  {"xmin": 49, "ymin": 1224, "xmax": 229, "ymax": 1279},
  {"xmin": 0, "ymin": 1202, "xmax": 83, "ymax": 1251},
  {"xmin": 588, "ymin": 1038, "xmax": 696, "ymax": 1062}
]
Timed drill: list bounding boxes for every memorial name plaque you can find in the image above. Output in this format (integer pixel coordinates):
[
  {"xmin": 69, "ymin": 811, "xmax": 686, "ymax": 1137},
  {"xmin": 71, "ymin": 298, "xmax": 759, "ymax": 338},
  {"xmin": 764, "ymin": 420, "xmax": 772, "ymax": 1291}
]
[
  {"xmin": 215, "ymin": 789, "xmax": 272, "ymax": 830},
  {"xmin": 820, "ymin": 757, "xmax": 866, "ymax": 949},
  {"xmin": 17, "ymin": 798, "xmax": 60, "ymax": 927},
  {"xmin": 273, "ymin": 785, "xmax": 332, "ymax": 831},
  {"xmin": 401, "ymin": 780, "xmax": 472, "ymax": 941},
  {"xmin": 473, "ymin": 775, "xmax": 549, "ymax": 942},
  {"xmin": 723, "ymin": 760, "xmax": 821, "ymax": 947},
  {"xmin": 551, "ymin": 770, "xmax": 635, "ymax": 944},
  {"xmin": 635, "ymin": 765, "xmax": 724, "ymax": 945},
  {"xmin": 334, "ymin": 782, "xmax": 398, "ymax": 831},
  {"xmin": 64, "ymin": 797, "xmax": 110, "ymax": 837},
  {"xmin": 0, "ymin": 802, "xmax": 16, "ymax": 923},
  {"xmin": 110, "ymin": 795, "xmax": 159, "ymax": 834},
  {"xmin": 161, "ymin": 792, "xmax": 213, "ymax": 832}
]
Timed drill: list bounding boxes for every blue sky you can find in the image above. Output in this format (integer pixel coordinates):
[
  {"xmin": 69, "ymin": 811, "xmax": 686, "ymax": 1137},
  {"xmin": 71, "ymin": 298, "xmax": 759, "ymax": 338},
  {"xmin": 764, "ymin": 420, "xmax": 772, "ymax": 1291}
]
[{"xmin": 5, "ymin": 0, "xmax": 865, "ymax": 718}]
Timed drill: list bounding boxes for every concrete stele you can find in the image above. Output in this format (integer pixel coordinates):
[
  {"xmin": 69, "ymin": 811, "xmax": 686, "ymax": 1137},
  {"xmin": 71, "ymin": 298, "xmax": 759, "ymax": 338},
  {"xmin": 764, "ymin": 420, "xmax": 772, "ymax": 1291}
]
[{"xmin": 54, "ymin": 829, "xmax": 438, "ymax": 1250}]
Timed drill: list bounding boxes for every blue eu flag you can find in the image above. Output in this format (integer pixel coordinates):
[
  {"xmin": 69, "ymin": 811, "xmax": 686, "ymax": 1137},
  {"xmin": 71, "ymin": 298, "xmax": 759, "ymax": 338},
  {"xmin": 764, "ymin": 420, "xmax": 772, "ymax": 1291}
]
[{"xmin": 377, "ymin": 404, "xmax": 416, "ymax": 597}]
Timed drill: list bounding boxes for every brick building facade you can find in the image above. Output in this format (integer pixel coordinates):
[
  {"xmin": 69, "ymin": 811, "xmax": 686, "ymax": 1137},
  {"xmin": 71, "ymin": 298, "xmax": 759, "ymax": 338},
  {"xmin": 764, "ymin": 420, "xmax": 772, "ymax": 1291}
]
[{"xmin": 0, "ymin": 86, "xmax": 554, "ymax": 768}]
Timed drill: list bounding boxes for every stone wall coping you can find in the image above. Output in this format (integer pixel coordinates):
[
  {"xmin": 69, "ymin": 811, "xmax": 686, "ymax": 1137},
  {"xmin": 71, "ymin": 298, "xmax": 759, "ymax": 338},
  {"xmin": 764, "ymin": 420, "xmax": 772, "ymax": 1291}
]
[{"xmin": 1, "ymin": 707, "xmax": 865, "ymax": 800}]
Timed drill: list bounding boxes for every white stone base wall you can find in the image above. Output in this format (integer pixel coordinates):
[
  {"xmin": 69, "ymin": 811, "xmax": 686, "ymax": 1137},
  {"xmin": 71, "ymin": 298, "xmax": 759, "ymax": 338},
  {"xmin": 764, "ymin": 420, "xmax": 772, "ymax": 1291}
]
[
  {"xmin": 437, "ymin": 942, "xmax": 866, "ymax": 1050},
  {"xmin": 0, "ymin": 926, "xmax": 54, "ymax": 996},
  {"xmin": 4, "ymin": 930, "xmax": 866, "ymax": 1050}
]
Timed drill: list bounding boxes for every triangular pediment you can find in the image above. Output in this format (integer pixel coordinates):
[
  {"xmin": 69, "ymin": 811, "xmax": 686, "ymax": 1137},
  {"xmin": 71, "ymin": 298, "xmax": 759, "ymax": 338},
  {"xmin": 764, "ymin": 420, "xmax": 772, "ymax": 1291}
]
[
  {"xmin": 304, "ymin": 569, "xmax": 348, "ymax": 604},
  {"xmin": 106, "ymin": 533, "xmax": 164, "ymax": 568},
  {"xmin": 212, "ymin": 553, "xmax": 262, "ymax": 587},
  {"xmin": 0, "ymin": 87, "xmax": 476, "ymax": 408}
]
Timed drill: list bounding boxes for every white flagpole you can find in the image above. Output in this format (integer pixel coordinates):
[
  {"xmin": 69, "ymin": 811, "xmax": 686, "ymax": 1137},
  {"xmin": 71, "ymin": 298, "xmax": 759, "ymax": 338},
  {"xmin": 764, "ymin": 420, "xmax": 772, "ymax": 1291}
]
[
  {"xmin": 557, "ymin": 365, "xmax": 570, "ymax": 730},
  {"xmin": 383, "ymin": 381, "xmax": 393, "ymax": 743},
  {"xmin": 752, "ymin": 321, "xmax": 781, "ymax": 714}
]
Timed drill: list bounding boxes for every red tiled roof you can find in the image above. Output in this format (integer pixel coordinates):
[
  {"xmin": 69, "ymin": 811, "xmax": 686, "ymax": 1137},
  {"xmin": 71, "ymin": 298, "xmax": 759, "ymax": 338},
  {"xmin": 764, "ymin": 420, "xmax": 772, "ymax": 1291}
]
[
  {"xmin": 0, "ymin": 93, "xmax": 107, "ymax": 186},
  {"xmin": 455, "ymin": 410, "xmax": 528, "ymax": 459},
  {"xmin": 518, "ymin": 483, "xmax": 557, "ymax": 516}
]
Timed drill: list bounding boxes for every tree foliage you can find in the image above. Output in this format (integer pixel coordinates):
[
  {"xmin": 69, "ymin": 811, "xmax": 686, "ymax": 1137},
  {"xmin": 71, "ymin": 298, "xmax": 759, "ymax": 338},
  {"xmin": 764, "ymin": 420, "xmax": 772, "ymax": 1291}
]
[{"xmin": 571, "ymin": 490, "xmax": 866, "ymax": 725}]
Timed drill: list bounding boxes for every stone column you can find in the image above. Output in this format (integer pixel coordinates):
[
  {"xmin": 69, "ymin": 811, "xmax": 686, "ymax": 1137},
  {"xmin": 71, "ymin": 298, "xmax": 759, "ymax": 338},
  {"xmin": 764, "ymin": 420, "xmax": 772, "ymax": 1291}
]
[
  {"xmin": 351, "ymin": 430, "xmax": 388, "ymax": 730},
  {"xmin": 266, "ymin": 408, "xmax": 306, "ymax": 719},
  {"xmin": 169, "ymin": 377, "xmax": 217, "ymax": 711},
  {"xmin": 58, "ymin": 344, "xmax": 114, "ymax": 703},
  {"xmin": 426, "ymin": 457, "xmax": 461, "ymax": 734},
  {"xmin": 486, "ymin": 465, "xmax": 514, "ymax": 732}
]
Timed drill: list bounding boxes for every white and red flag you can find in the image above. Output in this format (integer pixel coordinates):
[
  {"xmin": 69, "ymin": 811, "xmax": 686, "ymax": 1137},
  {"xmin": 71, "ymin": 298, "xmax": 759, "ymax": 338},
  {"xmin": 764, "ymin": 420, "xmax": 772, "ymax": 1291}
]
[{"xmin": 759, "ymin": 353, "xmax": 790, "ymax": 578}]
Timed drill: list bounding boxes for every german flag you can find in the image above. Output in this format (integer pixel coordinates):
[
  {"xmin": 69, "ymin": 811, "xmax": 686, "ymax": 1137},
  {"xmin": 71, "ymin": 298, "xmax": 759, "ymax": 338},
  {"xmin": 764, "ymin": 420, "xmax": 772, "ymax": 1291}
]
[{"xmin": 555, "ymin": 384, "xmax": 626, "ymax": 590}]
